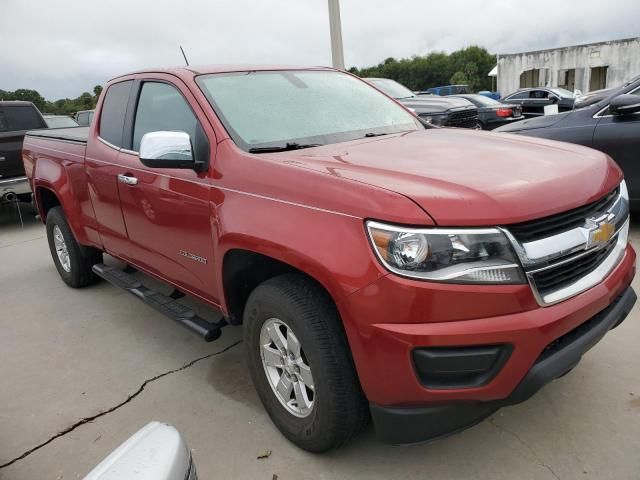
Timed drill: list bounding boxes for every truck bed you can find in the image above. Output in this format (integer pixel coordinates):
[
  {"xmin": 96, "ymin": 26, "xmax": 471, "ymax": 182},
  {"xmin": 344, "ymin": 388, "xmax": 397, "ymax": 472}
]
[{"xmin": 26, "ymin": 126, "xmax": 89, "ymax": 144}]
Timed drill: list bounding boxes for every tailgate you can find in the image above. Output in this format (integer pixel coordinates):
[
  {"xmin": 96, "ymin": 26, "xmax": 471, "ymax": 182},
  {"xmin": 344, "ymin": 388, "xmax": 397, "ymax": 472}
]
[{"xmin": 0, "ymin": 131, "xmax": 27, "ymax": 178}]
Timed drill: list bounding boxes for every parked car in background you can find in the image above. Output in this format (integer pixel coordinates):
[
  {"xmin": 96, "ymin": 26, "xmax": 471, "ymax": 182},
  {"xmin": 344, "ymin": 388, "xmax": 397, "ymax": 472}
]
[
  {"xmin": 74, "ymin": 109, "xmax": 95, "ymax": 126},
  {"xmin": 477, "ymin": 90, "xmax": 501, "ymax": 100},
  {"xmin": 451, "ymin": 94, "xmax": 522, "ymax": 130},
  {"xmin": 418, "ymin": 84, "xmax": 470, "ymax": 96},
  {"xmin": 574, "ymin": 87, "xmax": 615, "ymax": 109},
  {"xmin": 84, "ymin": 422, "xmax": 196, "ymax": 480},
  {"xmin": 365, "ymin": 78, "xmax": 480, "ymax": 128},
  {"xmin": 501, "ymin": 87, "xmax": 575, "ymax": 117},
  {"xmin": 43, "ymin": 115, "xmax": 79, "ymax": 128},
  {"xmin": 0, "ymin": 100, "xmax": 47, "ymax": 202},
  {"xmin": 23, "ymin": 65, "xmax": 635, "ymax": 450},
  {"xmin": 496, "ymin": 75, "xmax": 640, "ymax": 209}
]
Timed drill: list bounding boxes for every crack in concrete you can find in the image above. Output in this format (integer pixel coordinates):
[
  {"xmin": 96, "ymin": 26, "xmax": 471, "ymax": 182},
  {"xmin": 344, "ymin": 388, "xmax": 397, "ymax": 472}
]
[
  {"xmin": 0, "ymin": 340, "xmax": 242, "ymax": 470},
  {"xmin": 0, "ymin": 235, "xmax": 46, "ymax": 249},
  {"xmin": 489, "ymin": 418, "xmax": 561, "ymax": 480}
]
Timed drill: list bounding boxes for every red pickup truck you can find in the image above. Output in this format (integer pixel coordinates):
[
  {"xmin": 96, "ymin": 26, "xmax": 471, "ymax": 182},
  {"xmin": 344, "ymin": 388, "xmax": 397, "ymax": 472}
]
[{"xmin": 22, "ymin": 66, "xmax": 636, "ymax": 451}]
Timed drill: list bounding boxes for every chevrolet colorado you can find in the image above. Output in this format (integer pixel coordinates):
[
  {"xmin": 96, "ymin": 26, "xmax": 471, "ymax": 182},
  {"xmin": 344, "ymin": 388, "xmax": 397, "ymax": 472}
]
[{"xmin": 23, "ymin": 66, "xmax": 636, "ymax": 451}]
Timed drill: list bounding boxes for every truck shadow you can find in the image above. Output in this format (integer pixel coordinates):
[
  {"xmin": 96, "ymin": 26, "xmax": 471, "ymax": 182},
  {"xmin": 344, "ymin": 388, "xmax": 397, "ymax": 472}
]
[{"xmin": 205, "ymin": 341, "xmax": 264, "ymax": 412}]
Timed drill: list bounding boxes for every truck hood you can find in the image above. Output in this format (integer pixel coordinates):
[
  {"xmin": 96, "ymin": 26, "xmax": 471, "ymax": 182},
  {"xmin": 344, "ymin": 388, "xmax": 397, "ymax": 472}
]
[
  {"xmin": 279, "ymin": 129, "xmax": 621, "ymax": 226},
  {"xmin": 400, "ymin": 96, "xmax": 474, "ymax": 114}
]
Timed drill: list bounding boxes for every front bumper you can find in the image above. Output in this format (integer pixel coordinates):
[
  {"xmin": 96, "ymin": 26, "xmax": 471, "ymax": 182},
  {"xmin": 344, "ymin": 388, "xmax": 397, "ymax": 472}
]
[
  {"xmin": 370, "ymin": 286, "xmax": 636, "ymax": 444},
  {"xmin": 0, "ymin": 176, "xmax": 31, "ymax": 197},
  {"xmin": 341, "ymin": 244, "xmax": 635, "ymax": 444}
]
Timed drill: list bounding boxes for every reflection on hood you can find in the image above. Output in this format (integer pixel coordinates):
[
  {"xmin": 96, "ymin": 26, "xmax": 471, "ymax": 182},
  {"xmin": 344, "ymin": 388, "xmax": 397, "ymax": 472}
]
[{"xmin": 494, "ymin": 111, "xmax": 570, "ymax": 132}]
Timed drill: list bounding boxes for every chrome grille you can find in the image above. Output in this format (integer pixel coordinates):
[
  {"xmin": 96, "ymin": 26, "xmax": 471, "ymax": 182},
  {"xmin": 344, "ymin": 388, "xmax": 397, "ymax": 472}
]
[
  {"xmin": 530, "ymin": 239, "xmax": 617, "ymax": 297},
  {"xmin": 507, "ymin": 187, "xmax": 619, "ymax": 243},
  {"xmin": 503, "ymin": 183, "xmax": 629, "ymax": 306}
]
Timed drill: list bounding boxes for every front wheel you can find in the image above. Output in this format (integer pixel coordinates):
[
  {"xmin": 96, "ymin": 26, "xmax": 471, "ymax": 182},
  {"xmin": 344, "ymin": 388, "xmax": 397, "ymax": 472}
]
[
  {"xmin": 46, "ymin": 206, "xmax": 102, "ymax": 288},
  {"xmin": 244, "ymin": 274, "xmax": 369, "ymax": 452}
]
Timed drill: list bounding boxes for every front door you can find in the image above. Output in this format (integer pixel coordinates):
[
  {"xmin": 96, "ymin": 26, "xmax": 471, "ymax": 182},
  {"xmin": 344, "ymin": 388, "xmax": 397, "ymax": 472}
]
[
  {"xmin": 113, "ymin": 80, "xmax": 217, "ymax": 301},
  {"xmin": 593, "ymin": 90, "xmax": 640, "ymax": 203}
]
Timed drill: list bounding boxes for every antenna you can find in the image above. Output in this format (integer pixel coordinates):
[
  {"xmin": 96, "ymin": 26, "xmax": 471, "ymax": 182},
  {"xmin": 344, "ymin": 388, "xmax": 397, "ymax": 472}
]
[{"xmin": 179, "ymin": 46, "xmax": 190, "ymax": 66}]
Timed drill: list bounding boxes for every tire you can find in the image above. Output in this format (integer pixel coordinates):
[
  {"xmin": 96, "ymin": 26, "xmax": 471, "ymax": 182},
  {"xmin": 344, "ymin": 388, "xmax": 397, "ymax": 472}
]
[
  {"xmin": 244, "ymin": 274, "xmax": 369, "ymax": 452},
  {"xmin": 46, "ymin": 206, "xmax": 102, "ymax": 288}
]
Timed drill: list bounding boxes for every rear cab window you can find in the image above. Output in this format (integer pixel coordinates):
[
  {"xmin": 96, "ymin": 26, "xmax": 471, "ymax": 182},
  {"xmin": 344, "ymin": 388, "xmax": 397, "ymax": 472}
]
[
  {"xmin": 99, "ymin": 81, "xmax": 133, "ymax": 148},
  {"xmin": 0, "ymin": 105, "xmax": 46, "ymax": 132}
]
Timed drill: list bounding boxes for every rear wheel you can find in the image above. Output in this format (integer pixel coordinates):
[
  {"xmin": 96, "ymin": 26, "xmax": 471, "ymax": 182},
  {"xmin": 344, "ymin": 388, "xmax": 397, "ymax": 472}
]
[
  {"xmin": 46, "ymin": 206, "xmax": 102, "ymax": 288},
  {"xmin": 244, "ymin": 274, "xmax": 369, "ymax": 452}
]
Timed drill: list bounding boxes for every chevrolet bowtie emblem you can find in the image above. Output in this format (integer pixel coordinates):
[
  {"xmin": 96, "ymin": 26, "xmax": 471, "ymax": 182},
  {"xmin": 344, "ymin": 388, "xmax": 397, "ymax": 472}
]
[{"xmin": 586, "ymin": 215, "xmax": 615, "ymax": 249}]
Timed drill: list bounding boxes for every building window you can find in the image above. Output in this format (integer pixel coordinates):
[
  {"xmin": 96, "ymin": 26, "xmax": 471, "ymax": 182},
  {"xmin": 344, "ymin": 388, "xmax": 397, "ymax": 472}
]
[
  {"xmin": 520, "ymin": 69, "xmax": 540, "ymax": 88},
  {"xmin": 589, "ymin": 66, "xmax": 608, "ymax": 91},
  {"xmin": 558, "ymin": 69, "xmax": 576, "ymax": 91}
]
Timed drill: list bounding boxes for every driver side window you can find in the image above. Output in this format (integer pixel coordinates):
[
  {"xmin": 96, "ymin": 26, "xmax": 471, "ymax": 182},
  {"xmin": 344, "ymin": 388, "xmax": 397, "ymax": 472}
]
[
  {"xmin": 529, "ymin": 90, "xmax": 548, "ymax": 99},
  {"xmin": 133, "ymin": 82, "xmax": 198, "ymax": 152}
]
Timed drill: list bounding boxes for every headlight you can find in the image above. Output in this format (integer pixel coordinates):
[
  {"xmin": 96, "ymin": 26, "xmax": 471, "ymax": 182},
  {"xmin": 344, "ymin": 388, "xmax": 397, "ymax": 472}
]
[
  {"xmin": 366, "ymin": 221, "xmax": 525, "ymax": 284},
  {"xmin": 418, "ymin": 113, "xmax": 447, "ymax": 126}
]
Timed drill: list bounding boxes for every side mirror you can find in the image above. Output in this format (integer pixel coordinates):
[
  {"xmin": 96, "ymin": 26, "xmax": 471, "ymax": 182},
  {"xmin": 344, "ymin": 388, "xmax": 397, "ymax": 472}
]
[
  {"xmin": 139, "ymin": 131, "xmax": 196, "ymax": 169},
  {"xmin": 83, "ymin": 422, "xmax": 195, "ymax": 480},
  {"xmin": 139, "ymin": 128, "xmax": 210, "ymax": 173},
  {"xmin": 548, "ymin": 95, "xmax": 559, "ymax": 104},
  {"xmin": 609, "ymin": 94, "xmax": 640, "ymax": 116}
]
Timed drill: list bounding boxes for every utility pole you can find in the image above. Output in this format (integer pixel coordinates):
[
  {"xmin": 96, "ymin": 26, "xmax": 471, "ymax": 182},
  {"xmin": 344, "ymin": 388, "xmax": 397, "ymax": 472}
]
[{"xmin": 328, "ymin": 0, "xmax": 345, "ymax": 70}]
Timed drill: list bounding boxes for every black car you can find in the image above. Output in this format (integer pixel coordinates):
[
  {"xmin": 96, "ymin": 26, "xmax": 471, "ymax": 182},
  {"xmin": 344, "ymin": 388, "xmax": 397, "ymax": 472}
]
[
  {"xmin": 501, "ymin": 87, "xmax": 575, "ymax": 117},
  {"xmin": 496, "ymin": 76, "xmax": 640, "ymax": 208},
  {"xmin": 451, "ymin": 94, "xmax": 523, "ymax": 130},
  {"xmin": 0, "ymin": 101, "xmax": 47, "ymax": 203},
  {"xmin": 364, "ymin": 78, "xmax": 480, "ymax": 129}
]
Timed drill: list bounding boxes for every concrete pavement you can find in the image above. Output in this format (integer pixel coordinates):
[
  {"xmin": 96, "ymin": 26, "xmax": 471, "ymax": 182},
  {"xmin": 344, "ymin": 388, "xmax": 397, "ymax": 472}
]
[{"xmin": 1, "ymin": 204, "xmax": 639, "ymax": 479}]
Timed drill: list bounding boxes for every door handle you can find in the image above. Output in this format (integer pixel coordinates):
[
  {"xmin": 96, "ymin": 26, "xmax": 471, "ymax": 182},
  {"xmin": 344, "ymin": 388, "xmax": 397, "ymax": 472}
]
[{"xmin": 117, "ymin": 174, "xmax": 138, "ymax": 186}]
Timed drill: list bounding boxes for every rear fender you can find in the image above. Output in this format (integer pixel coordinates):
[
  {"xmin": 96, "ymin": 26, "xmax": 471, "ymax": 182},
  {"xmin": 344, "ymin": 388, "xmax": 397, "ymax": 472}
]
[{"xmin": 33, "ymin": 155, "xmax": 101, "ymax": 248}]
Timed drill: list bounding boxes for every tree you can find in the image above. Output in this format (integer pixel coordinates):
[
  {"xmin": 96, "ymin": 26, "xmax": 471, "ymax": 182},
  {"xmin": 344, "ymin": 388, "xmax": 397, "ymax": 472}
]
[
  {"xmin": 9, "ymin": 89, "xmax": 46, "ymax": 111},
  {"xmin": 93, "ymin": 85, "xmax": 103, "ymax": 98},
  {"xmin": 350, "ymin": 46, "xmax": 496, "ymax": 92},
  {"xmin": 450, "ymin": 71, "xmax": 469, "ymax": 86}
]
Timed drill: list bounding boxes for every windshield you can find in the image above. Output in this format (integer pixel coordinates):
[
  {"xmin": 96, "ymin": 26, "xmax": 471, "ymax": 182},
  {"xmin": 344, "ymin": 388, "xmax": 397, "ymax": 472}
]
[
  {"xmin": 364, "ymin": 78, "xmax": 415, "ymax": 99},
  {"xmin": 198, "ymin": 71, "xmax": 421, "ymax": 151},
  {"xmin": 45, "ymin": 116, "xmax": 79, "ymax": 128},
  {"xmin": 574, "ymin": 89, "xmax": 613, "ymax": 109},
  {"xmin": 549, "ymin": 87, "xmax": 575, "ymax": 98}
]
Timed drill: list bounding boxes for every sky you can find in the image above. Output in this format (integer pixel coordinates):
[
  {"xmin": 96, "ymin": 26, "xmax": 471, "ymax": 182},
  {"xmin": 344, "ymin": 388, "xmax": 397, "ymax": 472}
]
[{"xmin": 1, "ymin": 0, "xmax": 639, "ymax": 100}]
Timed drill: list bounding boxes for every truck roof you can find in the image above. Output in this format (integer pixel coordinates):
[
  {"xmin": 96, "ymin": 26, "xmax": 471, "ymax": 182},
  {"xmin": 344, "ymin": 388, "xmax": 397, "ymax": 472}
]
[
  {"xmin": 110, "ymin": 64, "xmax": 333, "ymax": 82},
  {"xmin": 0, "ymin": 100, "xmax": 37, "ymax": 106}
]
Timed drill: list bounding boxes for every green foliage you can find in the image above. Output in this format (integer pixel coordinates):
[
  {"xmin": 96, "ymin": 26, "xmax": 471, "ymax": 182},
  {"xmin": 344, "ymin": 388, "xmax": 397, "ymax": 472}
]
[
  {"xmin": 0, "ymin": 89, "xmax": 47, "ymax": 110},
  {"xmin": 0, "ymin": 86, "xmax": 103, "ymax": 115},
  {"xmin": 450, "ymin": 71, "xmax": 469, "ymax": 86},
  {"xmin": 351, "ymin": 46, "xmax": 496, "ymax": 92}
]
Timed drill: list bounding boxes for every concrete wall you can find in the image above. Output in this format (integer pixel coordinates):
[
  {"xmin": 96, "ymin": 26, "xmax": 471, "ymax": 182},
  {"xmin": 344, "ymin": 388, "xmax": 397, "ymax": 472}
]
[{"xmin": 497, "ymin": 37, "xmax": 640, "ymax": 95}]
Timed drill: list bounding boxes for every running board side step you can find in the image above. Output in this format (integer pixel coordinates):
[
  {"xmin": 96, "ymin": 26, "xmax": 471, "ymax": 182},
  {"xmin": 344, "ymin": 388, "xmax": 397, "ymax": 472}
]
[{"xmin": 92, "ymin": 264, "xmax": 226, "ymax": 342}]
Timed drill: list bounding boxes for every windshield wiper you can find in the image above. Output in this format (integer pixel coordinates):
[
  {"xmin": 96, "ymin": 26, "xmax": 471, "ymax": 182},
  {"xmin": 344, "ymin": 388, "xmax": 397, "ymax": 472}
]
[
  {"xmin": 248, "ymin": 142, "xmax": 323, "ymax": 153},
  {"xmin": 363, "ymin": 132, "xmax": 390, "ymax": 138}
]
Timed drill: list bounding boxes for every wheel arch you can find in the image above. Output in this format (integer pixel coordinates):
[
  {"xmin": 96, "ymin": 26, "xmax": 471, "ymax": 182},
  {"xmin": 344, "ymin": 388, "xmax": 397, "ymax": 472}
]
[{"xmin": 220, "ymin": 247, "xmax": 346, "ymax": 326}]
